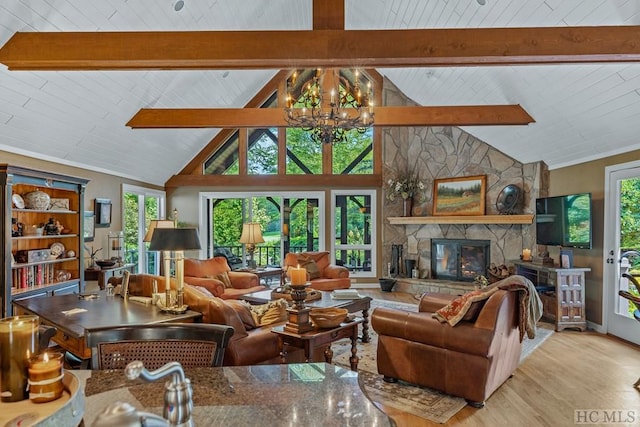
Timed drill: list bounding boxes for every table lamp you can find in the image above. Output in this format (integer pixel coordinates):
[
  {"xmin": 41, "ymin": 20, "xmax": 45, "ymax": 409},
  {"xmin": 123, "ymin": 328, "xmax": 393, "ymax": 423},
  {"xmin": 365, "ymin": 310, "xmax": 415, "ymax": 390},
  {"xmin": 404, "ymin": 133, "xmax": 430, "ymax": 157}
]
[
  {"xmin": 149, "ymin": 227, "xmax": 201, "ymax": 309},
  {"xmin": 239, "ymin": 223, "xmax": 264, "ymax": 269},
  {"xmin": 143, "ymin": 220, "xmax": 175, "ymax": 243}
]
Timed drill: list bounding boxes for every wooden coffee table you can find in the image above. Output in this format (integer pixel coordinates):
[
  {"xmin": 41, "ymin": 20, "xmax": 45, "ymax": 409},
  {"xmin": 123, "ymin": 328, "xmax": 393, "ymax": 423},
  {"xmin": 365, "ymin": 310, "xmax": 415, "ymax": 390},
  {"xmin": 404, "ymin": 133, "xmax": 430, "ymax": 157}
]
[
  {"xmin": 272, "ymin": 318, "xmax": 364, "ymax": 370},
  {"xmin": 13, "ymin": 292, "xmax": 202, "ymax": 366},
  {"xmin": 241, "ymin": 289, "xmax": 372, "ymax": 342}
]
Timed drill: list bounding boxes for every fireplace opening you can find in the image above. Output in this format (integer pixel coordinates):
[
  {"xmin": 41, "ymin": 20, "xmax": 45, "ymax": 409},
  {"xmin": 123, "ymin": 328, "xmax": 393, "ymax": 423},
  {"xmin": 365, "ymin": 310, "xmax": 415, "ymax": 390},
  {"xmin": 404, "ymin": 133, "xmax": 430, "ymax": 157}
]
[{"xmin": 431, "ymin": 239, "xmax": 490, "ymax": 282}]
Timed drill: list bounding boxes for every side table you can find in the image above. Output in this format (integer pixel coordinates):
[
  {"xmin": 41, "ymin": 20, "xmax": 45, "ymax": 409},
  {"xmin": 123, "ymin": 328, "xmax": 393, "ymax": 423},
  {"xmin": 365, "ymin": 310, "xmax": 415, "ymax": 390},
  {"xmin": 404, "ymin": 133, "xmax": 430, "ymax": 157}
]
[
  {"xmin": 84, "ymin": 263, "xmax": 136, "ymax": 290},
  {"xmin": 237, "ymin": 267, "xmax": 284, "ymax": 287},
  {"xmin": 272, "ymin": 318, "xmax": 363, "ymax": 371}
]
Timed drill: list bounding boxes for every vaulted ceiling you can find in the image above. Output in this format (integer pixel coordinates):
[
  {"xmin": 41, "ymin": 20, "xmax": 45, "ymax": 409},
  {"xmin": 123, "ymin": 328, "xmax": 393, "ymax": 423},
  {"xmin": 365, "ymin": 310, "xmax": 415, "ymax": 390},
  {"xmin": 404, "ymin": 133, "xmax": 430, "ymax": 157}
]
[{"xmin": 1, "ymin": 1, "xmax": 640, "ymax": 186}]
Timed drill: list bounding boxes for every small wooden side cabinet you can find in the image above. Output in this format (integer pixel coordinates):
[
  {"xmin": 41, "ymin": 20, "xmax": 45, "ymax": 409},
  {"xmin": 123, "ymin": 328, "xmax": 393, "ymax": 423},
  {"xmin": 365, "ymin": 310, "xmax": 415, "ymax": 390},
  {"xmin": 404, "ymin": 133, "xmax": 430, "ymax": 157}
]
[
  {"xmin": 84, "ymin": 263, "xmax": 136, "ymax": 290},
  {"xmin": 513, "ymin": 260, "xmax": 590, "ymax": 332}
]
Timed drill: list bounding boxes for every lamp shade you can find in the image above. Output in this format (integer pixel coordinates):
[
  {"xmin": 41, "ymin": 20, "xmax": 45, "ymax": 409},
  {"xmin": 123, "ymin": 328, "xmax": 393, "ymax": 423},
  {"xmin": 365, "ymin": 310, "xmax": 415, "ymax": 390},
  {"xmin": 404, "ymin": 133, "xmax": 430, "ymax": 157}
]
[
  {"xmin": 143, "ymin": 219, "xmax": 175, "ymax": 242},
  {"xmin": 148, "ymin": 228, "xmax": 202, "ymax": 251},
  {"xmin": 239, "ymin": 223, "xmax": 265, "ymax": 244}
]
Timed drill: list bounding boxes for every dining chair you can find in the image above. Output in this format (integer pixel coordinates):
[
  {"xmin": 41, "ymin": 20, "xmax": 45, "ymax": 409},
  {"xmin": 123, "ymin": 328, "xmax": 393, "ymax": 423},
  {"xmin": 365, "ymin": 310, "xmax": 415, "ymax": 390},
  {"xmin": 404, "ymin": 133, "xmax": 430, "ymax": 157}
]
[{"xmin": 85, "ymin": 323, "xmax": 234, "ymax": 370}]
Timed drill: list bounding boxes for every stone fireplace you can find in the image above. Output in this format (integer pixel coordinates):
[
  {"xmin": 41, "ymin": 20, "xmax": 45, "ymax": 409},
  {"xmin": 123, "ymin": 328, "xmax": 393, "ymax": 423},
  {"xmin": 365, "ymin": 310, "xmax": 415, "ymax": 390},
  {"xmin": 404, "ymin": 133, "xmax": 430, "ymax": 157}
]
[{"xmin": 431, "ymin": 239, "xmax": 490, "ymax": 282}]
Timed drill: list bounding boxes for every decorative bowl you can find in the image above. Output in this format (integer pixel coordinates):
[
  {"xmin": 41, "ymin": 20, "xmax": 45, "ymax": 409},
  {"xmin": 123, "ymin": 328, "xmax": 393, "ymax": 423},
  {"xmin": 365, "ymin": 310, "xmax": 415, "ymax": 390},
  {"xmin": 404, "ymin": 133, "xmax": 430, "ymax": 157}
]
[
  {"xmin": 23, "ymin": 190, "xmax": 51, "ymax": 210},
  {"xmin": 310, "ymin": 307, "xmax": 348, "ymax": 329},
  {"xmin": 96, "ymin": 259, "xmax": 116, "ymax": 268}
]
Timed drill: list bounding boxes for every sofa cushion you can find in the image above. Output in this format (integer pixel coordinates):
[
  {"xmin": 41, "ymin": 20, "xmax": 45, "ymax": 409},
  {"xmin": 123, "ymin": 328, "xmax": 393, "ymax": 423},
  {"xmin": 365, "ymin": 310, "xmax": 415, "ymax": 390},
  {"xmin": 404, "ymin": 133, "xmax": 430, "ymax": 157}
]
[
  {"xmin": 214, "ymin": 272, "xmax": 233, "ymax": 288},
  {"xmin": 249, "ymin": 299, "xmax": 288, "ymax": 326},
  {"xmin": 298, "ymin": 256, "xmax": 321, "ymax": 280},
  {"xmin": 184, "ymin": 257, "xmax": 231, "ymax": 278},
  {"xmin": 225, "ymin": 299, "xmax": 258, "ymax": 330}
]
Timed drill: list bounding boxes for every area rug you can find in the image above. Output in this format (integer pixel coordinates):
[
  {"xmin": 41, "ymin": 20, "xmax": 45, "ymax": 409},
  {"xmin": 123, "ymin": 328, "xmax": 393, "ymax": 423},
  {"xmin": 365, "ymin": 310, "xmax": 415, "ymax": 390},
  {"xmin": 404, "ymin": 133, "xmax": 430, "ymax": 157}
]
[{"xmin": 332, "ymin": 298, "xmax": 554, "ymax": 424}]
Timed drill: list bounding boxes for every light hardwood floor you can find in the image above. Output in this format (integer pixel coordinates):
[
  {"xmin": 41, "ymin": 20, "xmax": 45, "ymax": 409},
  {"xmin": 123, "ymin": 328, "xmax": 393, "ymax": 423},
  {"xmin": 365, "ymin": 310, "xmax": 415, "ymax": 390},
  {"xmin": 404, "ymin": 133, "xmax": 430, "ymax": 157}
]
[{"xmin": 358, "ymin": 289, "xmax": 640, "ymax": 427}]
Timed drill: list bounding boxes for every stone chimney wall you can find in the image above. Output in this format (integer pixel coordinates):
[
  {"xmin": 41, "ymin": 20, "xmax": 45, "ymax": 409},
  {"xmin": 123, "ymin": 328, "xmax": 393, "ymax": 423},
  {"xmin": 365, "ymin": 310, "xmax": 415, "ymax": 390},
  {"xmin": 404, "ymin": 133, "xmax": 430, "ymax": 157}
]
[{"xmin": 381, "ymin": 77, "xmax": 547, "ymax": 279}]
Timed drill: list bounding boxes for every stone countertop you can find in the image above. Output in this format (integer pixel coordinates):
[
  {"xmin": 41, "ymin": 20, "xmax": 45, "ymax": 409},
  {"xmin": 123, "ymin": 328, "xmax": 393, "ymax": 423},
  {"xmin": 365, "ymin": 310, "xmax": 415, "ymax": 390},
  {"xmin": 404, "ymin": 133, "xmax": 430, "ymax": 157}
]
[{"xmin": 81, "ymin": 363, "xmax": 393, "ymax": 426}]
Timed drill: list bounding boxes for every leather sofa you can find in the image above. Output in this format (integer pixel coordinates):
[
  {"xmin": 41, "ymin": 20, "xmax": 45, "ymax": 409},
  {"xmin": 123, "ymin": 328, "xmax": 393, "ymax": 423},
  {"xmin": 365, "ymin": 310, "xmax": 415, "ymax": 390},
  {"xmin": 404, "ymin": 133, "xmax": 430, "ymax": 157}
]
[
  {"xmin": 184, "ymin": 257, "xmax": 265, "ymax": 299},
  {"xmin": 371, "ymin": 288, "xmax": 522, "ymax": 407},
  {"xmin": 283, "ymin": 251, "xmax": 350, "ymax": 291},
  {"xmin": 124, "ymin": 273, "xmax": 303, "ymax": 366}
]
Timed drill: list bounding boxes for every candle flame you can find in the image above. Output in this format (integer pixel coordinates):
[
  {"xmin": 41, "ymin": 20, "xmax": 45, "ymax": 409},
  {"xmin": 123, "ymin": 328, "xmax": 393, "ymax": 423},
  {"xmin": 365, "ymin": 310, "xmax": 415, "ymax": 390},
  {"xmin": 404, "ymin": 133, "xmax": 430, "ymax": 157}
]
[{"xmin": 43, "ymin": 352, "xmax": 49, "ymax": 362}]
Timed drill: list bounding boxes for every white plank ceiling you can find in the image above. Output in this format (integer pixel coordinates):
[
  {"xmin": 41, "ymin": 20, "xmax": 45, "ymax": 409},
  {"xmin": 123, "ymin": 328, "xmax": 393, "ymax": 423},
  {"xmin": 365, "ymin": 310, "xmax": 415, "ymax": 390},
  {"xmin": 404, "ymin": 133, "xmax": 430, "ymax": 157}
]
[{"xmin": 1, "ymin": 0, "xmax": 640, "ymax": 185}]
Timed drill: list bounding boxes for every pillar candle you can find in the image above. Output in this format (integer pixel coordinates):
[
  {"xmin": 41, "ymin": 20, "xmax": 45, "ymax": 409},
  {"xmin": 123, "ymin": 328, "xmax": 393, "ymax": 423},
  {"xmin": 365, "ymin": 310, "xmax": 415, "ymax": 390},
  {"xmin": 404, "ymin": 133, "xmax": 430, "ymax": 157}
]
[
  {"xmin": 290, "ymin": 266, "xmax": 307, "ymax": 285},
  {"xmin": 0, "ymin": 315, "xmax": 39, "ymax": 402},
  {"xmin": 28, "ymin": 352, "xmax": 63, "ymax": 403},
  {"xmin": 522, "ymin": 248, "xmax": 532, "ymax": 261}
]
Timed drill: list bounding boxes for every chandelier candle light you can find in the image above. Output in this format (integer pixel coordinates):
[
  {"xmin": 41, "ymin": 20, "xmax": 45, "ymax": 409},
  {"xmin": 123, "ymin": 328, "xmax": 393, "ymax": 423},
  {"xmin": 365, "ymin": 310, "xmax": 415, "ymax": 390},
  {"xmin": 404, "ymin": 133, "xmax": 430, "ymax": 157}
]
[{"xmin": 285, "ymin": 68, "xmax": 374, "ymax": 145}]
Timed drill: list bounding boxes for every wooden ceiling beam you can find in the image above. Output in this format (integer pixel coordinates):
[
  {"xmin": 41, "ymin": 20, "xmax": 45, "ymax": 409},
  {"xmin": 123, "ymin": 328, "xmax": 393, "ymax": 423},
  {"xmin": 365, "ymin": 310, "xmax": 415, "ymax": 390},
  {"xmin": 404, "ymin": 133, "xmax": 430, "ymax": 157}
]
[
  {"xmin": 313, "ymin": 0, "xmax": 344, "ymax": 30},
  {"xmin": 126, "ymin": 105, "xmax": 534, "ymax": 128},
  {"xmin": 3, "ymin": 26, "xmax": 640, "ymax": 70}
]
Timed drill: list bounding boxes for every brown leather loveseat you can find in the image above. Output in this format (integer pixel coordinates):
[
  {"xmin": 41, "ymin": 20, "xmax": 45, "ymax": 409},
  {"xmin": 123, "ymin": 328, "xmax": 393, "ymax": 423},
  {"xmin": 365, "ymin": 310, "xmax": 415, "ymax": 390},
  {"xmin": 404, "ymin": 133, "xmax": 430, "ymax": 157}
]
[
  {"xmin": 372, "ymin": 279, "xmax": 533, "ymax": 407},
  {"xmin": 182, "ymin": 284, "xmax": 306, "ymax": 366},
  {"xmin": 123, "ymin": 273, "xmax": 302, "ymax": 366}
]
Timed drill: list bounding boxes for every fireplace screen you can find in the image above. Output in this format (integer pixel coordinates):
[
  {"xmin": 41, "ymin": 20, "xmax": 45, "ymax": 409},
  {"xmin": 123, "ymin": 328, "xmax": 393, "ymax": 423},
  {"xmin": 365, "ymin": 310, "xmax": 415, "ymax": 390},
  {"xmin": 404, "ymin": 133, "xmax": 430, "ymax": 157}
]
[{"xmin": 431, "ymin": 239, "xmax": 490, "ymax": 282}]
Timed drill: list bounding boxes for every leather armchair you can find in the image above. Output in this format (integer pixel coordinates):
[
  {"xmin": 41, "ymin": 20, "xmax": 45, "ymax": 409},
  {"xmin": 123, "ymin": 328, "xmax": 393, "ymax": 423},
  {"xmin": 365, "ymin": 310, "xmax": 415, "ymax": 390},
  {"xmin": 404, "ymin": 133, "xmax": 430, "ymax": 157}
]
[
  {"xmin": 184, "ymin": 257, "xmax": 265, "ymax": 299},
  {"xmin": 372, "ymin": 289, "xmax": 522, "ymax": 407},
  {"xmin": 283, "ymin": 251, "xmax": 350, "ymax": 291}
]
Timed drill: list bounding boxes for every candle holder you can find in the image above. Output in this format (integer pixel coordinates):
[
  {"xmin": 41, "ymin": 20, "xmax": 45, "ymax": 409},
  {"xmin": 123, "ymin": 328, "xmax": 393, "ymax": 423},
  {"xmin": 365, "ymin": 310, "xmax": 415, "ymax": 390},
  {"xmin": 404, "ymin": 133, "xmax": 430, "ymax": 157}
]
[
  {"xmin": 0, "ymin": 315, "xmax": 39, "ymax": 402},
  {"xmin": 28, "ymin": 352, "xmax": 64, "ymax": 403},
  {"xmin": 284, "ymin": 282, "xmax": 314, "ymax": 334},
  {"xmin": 108, "ymin": 231, "xmax": 124, "ymax": 266}
]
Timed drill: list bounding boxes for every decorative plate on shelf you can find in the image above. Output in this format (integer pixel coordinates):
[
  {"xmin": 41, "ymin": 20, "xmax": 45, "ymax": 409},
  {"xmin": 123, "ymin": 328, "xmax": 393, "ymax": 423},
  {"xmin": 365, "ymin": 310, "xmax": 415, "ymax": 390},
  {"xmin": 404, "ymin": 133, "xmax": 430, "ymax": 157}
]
[
  {"xmin": 495, "ymin": 184, "xmax": 522, "ymax": 215},
  {"xmin": 12, "ymin": 194, "xmax": 25, "ymax": 209},
  {"xmin": 50, "ymin": 242, "xmax": 65, "ymax": 259}
]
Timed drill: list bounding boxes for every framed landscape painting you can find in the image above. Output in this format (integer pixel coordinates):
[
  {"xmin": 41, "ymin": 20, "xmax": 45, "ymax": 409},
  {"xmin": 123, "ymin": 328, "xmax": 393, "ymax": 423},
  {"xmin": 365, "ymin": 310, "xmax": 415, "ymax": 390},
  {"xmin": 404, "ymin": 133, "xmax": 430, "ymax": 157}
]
[{"xmin": 433, "ymin": 175, "xmax": 486, "ymax": 216}]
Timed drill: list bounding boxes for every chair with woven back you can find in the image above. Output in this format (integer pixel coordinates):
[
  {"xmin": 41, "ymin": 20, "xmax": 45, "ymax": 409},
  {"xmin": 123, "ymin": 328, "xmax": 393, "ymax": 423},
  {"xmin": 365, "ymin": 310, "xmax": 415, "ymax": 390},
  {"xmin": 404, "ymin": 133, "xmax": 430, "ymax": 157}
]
[{"xmin": 85, "ymin": 323, "xmax": 234, "ymax": 370}]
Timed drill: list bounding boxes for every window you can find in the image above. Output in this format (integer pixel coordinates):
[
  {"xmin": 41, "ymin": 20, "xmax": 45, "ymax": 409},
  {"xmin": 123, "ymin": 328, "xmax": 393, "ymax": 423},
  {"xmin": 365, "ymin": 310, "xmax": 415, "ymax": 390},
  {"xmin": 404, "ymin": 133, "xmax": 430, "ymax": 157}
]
[
  {"xmin": 332, "ymin": 190, "xmax": 376, "ymax": 277},
  {"xmin": 122, "ymin": 184, "xmax": 166, "ymax": 274},
  {"xmin": 200, "ymin": 191, "xmax": 325, "ymax": 269},
  {"xmin": 203, "ymin": 69, "xmax": 375, "ymax": 178}
]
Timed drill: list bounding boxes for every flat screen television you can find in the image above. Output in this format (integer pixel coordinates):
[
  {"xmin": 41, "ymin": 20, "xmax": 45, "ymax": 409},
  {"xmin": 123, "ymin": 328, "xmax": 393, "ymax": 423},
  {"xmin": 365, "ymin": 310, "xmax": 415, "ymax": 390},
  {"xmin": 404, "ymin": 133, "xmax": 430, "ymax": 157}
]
[{"xmin": 535, "ymin": 193, "xmax": 592, "ymax": 249}]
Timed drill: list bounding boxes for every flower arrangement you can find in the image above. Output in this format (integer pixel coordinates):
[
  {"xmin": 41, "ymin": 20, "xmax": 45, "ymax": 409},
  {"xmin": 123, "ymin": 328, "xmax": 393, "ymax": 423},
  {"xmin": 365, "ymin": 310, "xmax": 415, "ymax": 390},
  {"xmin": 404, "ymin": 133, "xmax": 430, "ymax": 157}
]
[{"xmin": 386, "ymin": 173, "xmax": 426, "ymax": 201}]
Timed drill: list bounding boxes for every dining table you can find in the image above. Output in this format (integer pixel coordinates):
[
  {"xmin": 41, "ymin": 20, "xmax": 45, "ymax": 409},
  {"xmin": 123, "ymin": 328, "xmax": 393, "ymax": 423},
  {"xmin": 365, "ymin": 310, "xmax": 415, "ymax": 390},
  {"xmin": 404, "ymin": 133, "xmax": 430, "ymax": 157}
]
[{"xmin": 1, "ymin": 362, "xmax": 394, "ymax": 426}]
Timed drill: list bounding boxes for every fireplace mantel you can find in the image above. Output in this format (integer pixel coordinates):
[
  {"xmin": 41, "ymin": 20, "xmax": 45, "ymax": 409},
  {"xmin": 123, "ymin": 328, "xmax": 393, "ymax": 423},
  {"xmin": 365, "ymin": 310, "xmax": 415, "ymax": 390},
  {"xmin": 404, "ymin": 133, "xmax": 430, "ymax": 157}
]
[{"xmin": 387, "ymin": 214, "xmax": 533, "ymax": 225}]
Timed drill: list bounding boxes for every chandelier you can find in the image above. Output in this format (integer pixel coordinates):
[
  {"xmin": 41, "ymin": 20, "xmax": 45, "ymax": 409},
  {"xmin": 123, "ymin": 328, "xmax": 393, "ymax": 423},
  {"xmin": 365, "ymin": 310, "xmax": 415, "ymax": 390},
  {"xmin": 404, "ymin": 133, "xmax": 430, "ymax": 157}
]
[{"xmin": 284, "ymin": 69, "xmax": 374, "ymax": 144}]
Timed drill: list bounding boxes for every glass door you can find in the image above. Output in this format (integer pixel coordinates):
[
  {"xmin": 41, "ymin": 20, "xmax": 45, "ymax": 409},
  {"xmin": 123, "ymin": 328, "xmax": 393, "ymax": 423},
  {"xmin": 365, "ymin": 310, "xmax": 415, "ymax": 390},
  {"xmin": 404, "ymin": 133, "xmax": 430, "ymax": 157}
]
[
  {"xmin": 122, "ymin": 184, "xmax": 166, "ymax": 274},
  {"xmin": 604, "ymin": 162, "xmax": 640, "ymax": 344},
  {"xmin": 203, "ymin": 191, "xmax": 324, "ymax": 269}
]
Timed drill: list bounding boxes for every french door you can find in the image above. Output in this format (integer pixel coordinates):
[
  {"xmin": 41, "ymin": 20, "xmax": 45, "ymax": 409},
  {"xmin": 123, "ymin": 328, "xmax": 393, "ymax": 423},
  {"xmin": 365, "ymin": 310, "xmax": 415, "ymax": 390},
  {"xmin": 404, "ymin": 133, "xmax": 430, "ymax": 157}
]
[
  {"xmin": 201, "ymin": 191, "xmax": 324, "ymax": 268},
  {"xmin": 604, "ymin": 161, "xmax": 640, "ymax": 344},
  {"xmin": 122, "ymin": 184, "xmax": 166, "ymax": 274}
]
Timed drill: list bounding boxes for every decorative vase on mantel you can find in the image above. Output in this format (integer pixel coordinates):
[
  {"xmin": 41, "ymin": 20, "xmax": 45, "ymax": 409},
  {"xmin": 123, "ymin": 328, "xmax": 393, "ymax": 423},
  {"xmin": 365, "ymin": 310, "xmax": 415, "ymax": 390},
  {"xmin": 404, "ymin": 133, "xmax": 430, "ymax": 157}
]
[{"xmin": 402, "ymin": 197, "xmax": 413, "ymax": 217}]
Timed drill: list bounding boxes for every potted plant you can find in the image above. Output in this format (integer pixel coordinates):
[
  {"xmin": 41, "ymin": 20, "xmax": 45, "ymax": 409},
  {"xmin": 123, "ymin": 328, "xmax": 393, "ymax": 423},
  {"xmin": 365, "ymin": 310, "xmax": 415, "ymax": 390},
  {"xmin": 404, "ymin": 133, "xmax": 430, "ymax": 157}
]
[{"xmin": 386, "ymin": 172, "xmax": 426, "ymax": 216}]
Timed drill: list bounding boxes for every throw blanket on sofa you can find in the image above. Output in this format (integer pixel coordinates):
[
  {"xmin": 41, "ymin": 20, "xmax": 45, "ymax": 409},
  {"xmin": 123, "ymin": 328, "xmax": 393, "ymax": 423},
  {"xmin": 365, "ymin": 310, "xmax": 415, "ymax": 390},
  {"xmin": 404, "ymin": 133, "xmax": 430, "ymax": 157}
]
[{"xmin": 433, "ymin": 275, "xmax": 543, "ymax": 341}]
